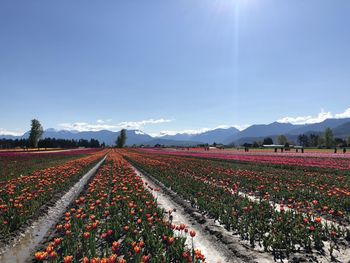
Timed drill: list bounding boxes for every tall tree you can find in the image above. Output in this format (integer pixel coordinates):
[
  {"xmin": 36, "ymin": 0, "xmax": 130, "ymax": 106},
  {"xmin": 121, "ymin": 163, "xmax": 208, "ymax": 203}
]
[
  {"xmin": 298, "ymin": 134, "xmax": 309, "ymax": 147},
  {"xmin": 28, "ymin": 119, "xmax": 44, "ymax": 148},
  {"xmin": 277, "ymin": 135, "xmax": 288, "ymax": 145},
  {"xmin": 309, "ymin": 134, "xmax": 319, "ymax": 147},
  {"xmin": 318, "ymin": 136, "xmax": 325, "ymax": 147},
  {"xmin": 324, "ymin": 127, "xmax": 335, "ymax": 148},
  {"xmin": 252, "ymin": 141, "xmax": 260, "ymax": 148},
  {"xmin": 263, "ymin": 137, "xmax": 273, "ymax": 145},
  {"xmin": 116, "ymin": 129, "xmax": 127, "ymax": 148},
  {"xmin": 334, "ymin": 138, "xmax": 346, "ymax": 147}
]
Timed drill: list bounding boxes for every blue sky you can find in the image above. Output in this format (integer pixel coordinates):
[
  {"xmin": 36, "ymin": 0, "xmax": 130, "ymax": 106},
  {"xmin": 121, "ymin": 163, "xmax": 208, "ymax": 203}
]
[{"xmin": 1, "ymin": 0, "xmax": 350, "ymax": 136}]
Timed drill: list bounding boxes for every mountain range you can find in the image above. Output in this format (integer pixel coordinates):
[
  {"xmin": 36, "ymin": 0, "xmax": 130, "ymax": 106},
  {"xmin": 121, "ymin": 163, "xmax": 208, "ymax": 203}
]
[{"xmin": 1, "ymin": 118, "xmax": 350, "ymax": 146}]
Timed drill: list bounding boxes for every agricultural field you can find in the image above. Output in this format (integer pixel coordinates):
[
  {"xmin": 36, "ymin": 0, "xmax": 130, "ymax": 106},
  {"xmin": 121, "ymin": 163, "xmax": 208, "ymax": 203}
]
[
  {"xmin": 0, "ymin": 149, "xmax": 108, "ymax": 239},
  {"xmin": 121, "ymin": 149, "xmax": 350, "ymax": 262},
  {"xmin": 142, "ymin": 148, "xmax": 350, "ymax": 170},
  {"xmin": 3, "ymin": 1, "xmax": 350, "ymax": 262},
  {"xmin": 1, "ymin": 147, "xmax": 349, "ymax": 263},
  {"xmin": 0, "ymin": 148, "xmax": 102, "ymax": 181},
  {"xmin": 33, "ymin": 151, "xmax": 205, "ymax": 263},
  {"xmin": 125, "ymin": 149, "xmax": 350, "ymax": 224}
]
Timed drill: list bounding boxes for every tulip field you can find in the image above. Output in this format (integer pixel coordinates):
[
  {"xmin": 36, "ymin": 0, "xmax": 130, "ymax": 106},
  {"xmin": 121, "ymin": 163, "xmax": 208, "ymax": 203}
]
[
  {"xmin": 0, "ymin": 149, "xmax": 107, "ymax": 239},
  {"xmin": 129, "ymin": 149, "xmax": 350, "ymax": 225},
  {"xmin": 141, "ymin": 148, "xmax": 350, "ymax": 170},
  {"xmin": 34, "ymin": 151, "xmax": 205, "ymax": 263},
  {"xmin": 0, "ymin": 148, "xmax": 101, "ymax": 182},
  {"xmin": 1, "ymin": 147, "xmax": 350, "ymax": 262},
  {"xmin": 121, "ymin": 149, "xmax": 350, "ymax": 261}
]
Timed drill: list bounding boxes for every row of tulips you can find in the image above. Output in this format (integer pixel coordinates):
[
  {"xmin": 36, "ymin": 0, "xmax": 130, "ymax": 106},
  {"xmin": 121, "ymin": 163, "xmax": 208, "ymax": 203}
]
[
  {"xmin": 163, "ymin": 147, "xmax": 350, "ymax": 158},
  {"xmin": 0, "ymin": 149, "xmax": 108, "ymax": 238},
  {"xmin": 122, "ymin": 150, "xmax": 350, "ymax": 260},
  {"xmin": 141, "ymin": 148, "xmax": 350, "ymax": 170},
  {"xmin": 35, "ymin": 150, "xmax": 206, "ymax": 263},
  {"xmin": 134, "ymin": 150, "xmax": 350, "ymax": 224},
  {"xmin": 0, "ymin": 148, "xmax": 102, "ymax": 182}
]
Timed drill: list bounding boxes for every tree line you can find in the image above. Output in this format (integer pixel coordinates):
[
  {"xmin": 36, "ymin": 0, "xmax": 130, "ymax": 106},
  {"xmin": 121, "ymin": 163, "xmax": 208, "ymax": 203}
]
[
  {"xmin": 0, "ymin": 119, "xmax": 104, "ymax": 149},
  {"xmin": 249, "ymin": 127, "xmax": 350, "ymax": 148},
  {"xmin": 0, "ymin": 138, "xmax": 103, "ymax": 149},
  {"xmin": 0, "ymin": 119, "xmax": 128, "ymax": 149},
  {"xmin": 296, "ymin": 128, "xmax": 350, "ymax": 148}
]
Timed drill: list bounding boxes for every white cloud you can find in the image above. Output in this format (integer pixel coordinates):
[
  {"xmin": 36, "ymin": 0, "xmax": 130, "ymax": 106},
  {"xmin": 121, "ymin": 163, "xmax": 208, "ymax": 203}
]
[
  {"xmin": 153, "ymin": 128, "xmax": 212, "ymax": 137},
  {"xmin": 96, "ymin": 119, "xmax": 112, "ymax": 124},
  {"xmin": 335, "ymin": 108, "xmax": 350, "ymax": 118},
  {"xmin": 118, "ymin": 119, "xmax": 172, "ymax": 130},
  {"xmin": 58, "ymin": 118, "xmax": 172, "ymax": 132},
  {"xmin": 277, "ymin": 107, "xmax": 350, "ymax": 125},
  {"xmin": 0, "ymin": 128, "xmax": 24, "ymax": 136},
  {"xmin": 59, "ymin": 122, "xmax": 118, "ymax": 132}
]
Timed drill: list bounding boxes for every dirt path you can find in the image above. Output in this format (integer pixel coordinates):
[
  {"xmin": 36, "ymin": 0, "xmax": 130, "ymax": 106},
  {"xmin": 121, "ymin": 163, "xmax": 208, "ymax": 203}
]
[
  {"xmin": 0, "ymin": 156, "xmax": 106, "ymax": 263},
  {"xmin": 131, "ymin": 165, "xmax": 275, "ymax": 263}
]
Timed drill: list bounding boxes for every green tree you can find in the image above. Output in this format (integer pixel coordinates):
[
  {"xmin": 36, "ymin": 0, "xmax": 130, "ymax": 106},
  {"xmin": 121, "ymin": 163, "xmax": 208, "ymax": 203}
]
[
  {"xmin": 318, "ymin": 136, "xmax": 325, "ymax": 147},
  {"xmin": 116, "ymin": 129, "xmax": 127, "ymax": 148},
  {"xmin": 298, "ymin": 134, "xmax": 309, "ymax": 147},
  {"xmin": 263, "ymin": 137, "xmax": 273, "ymax": 145},
  {"xmin": 334, "ymin": 138, "xmax": 346, "ymax": 147},
  {"xmin": 324, "ymin": 127, "xmax": 335, "ymax": 148},
  {"xmin": 347, "ymin": 136, "xmax": 350, "ymax": 147},
  {"xmin": 309, "ymin": 134, "xmax": 319, "ymax": 147},
  {"xmin": 277, "ymin": 135, "xmax": 288, "ymax": 145},
  {"xmin": 252, "ymin": 141, "xmax": 260, "ymax": 148},
  {"xmin": 28, "ymin": 119, "xmax": 44, "ymax": 148}
]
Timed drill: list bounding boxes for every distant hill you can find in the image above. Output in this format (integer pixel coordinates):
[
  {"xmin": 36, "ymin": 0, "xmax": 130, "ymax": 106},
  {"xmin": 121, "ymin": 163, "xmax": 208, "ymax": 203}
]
[
  {"xmin": 288, "ymin": 118, "xmax": 350, "ymax": 135},
  {"xmin": 158, "ymin": 133, "xmax": 194, "ymax": 141},
  {"xmin": 333, "ymin": 121, "xmax": 350, "ymax": 137},
  {"xmin": 159, "ymin": 127, "xmax": 239, "ymax": 144},
  {"xmin": 224, "ymin": 118, "xmax": 350, "ymax": 145},
  {"xmin": 191, "ymin": 127, "xmax": 239, "ymax": 144},
  {"xmin": 0, "ymin": 134, "xmax": 19, "ymax": 140},
  {"xmin": 1, "ymin": 118, "xmax": 350, "ymax": 146},
  {"xmin": 144, "ymin": 138, "xmax": 203, "ymax": 147},
  {"xmin": 223, "ymin": 122, "xmax": 303, "ymax": 144}
]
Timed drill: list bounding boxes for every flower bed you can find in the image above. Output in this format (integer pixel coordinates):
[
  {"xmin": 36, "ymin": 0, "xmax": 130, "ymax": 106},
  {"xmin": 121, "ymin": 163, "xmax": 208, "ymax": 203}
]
[
  {"xmin": 141, "ymin": 148, "xmax": 350, "ymax": 170},
  {"xmin": 122, "ymin": 150, "xmax": 350, "ymax": 260},
  {"xmin": 0, "ymin": 149, "xmax": 107, "ymax": 238},
  {"xmin": 34, "ymin": 150, "xmax": 205, "ymax": 263},
  {"xmin": 0, "ymin": 148, "xmax": 102, "ymax": 182}
]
